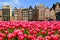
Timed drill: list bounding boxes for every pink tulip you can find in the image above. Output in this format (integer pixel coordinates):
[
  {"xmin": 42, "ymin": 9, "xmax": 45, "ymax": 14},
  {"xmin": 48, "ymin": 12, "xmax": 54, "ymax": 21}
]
[
  {"xmin": 8, "ymin": 33, "xmax": 13, "ymax": 39},
  {"xmin": 37, "ymin": 36, "xmax": 44, "ymax": 40},
  {"xmin": 24, "ymin": 34, "xmax": 28, "ymax": 38},
  {"xmin": 41, "ymin": 31, "xmax": 46, "ymax": 35}
]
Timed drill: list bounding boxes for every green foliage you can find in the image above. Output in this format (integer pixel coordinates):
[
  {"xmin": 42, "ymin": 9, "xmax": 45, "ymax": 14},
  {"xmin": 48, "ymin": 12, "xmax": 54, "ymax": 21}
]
[
  {"xmin": 12, "ymin": 36, "xmax": 18, "ymax": 40},
  {"xmin": 0, "ymin": 30, "xmax": 5, "ymax": 33},
  {"xmin": 55, "ymin": 30, "xmax": 58, "ymax": 35},
  {"xmin": 24, "ymin": 29, "xmax": 29, "ymax": 35},
  {"xmin": 8, "ymin": 29, "xmax": 14, "ymax": 33},
  {"xmin": 24, "ymin": 38, "xmax": 28, "ymax": 40}
]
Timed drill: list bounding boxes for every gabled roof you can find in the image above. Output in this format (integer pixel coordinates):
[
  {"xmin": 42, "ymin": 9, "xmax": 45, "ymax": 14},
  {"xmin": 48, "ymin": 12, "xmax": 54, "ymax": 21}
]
[
  {"xmin": 14, "ymin": 7, "xmax": 17, "ymax": 10},
  {"xmin": 51, "ymin": 2, "xmax": 60, "ymax": 10},
  {"xmin": 29, "ymin": 5, "xmax": 33, "ymax": 9}
]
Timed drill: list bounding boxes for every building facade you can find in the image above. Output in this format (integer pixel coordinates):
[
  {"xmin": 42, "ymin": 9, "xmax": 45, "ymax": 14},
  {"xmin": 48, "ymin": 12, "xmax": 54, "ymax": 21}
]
[
  {"xmin": 38, "ymin": 4, "xmax": 45, "ymax": 21},
  {"xmin": 18, "ymin": 8, "xmax": 23, "ymax": 21},
  {"xmin": 55, "ymin": 2, "xmax": 60, "ymax": 13},
  {"xmin": 44, "ymin": 7, "xmax": 51, "ymax": 20},
  {"xmin": 0, "ymin": 2, "xmax": 59, "ymax": 21},
  {"xmin": 56, "ymin": 12, "xmax": 60, "ymax": 20},
  {"xmin": 50, "ymin": 8, "xmax": 56, "ymax": 20},
  {"xmin": 33, "ymin": 5, "xmax": 38, "ymax": 21},
  {"xmin": 22, "ymin": 8, "xmax": 29, "ymax": 21},
  {"xmin": 14, "ymin": 7, "xmax": 18, "ymax": 21},
  {"xmin": 2, "ymin": 6, "xmax": 12, "ymax": 21},
  {"xmin": 55, "ymin": 2, "xmax": 60, "ymax": 20},
  {"xmin": 28, "ymin": 6, "xmax": 34, "ymax": 21},
  {"xmin": 14, "ymin": 7, "xmax": 23, "ymax": 21},
  {"xmin": 0, "ymin": 10, "xmax": 2, "ymax": 21}
]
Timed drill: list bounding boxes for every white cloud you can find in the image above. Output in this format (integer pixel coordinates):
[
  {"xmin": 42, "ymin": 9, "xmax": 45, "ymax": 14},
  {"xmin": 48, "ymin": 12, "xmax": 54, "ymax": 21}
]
[
  {"xmin": 0, "ymin": 0, "xmax": 20, "ymax": 8},
  {"xmin": 2, "ymin": 2, "xmax": 12, "ymax": 5},
  {"xmin": 14, "ymin": 0, "xmax": 19, "ymax": 5}
]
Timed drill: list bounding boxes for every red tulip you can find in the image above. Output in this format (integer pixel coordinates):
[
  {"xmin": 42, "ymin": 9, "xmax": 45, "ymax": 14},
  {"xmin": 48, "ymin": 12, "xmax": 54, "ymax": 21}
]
[
  {"xmin": 8, "ymin": 33, "xmax": 13, "ymax": 39},
  {"xmin": 5, "ymin": 31, "xmax": 9, "ymax": 34},
  {"xmin": 51, "ymin": 30, "xmax": 55, "ymax": 35},
  {"xmin": 41, "ymin": 31, "xmax": 46, "ymax": 35},
  {"xmin": 0, "ymin": 37, "xmax": 3, "ymax": 40},
  {"xmin": 21, "ymin": 28, "xmax": 24, "ymax": 32},
  {"xmin": 24, "ymin": 34, "xmax": 28, "ymax": 38},
  {"xmin": 37, "ymin": 36, "xmax": 44, "ymax": 40}
]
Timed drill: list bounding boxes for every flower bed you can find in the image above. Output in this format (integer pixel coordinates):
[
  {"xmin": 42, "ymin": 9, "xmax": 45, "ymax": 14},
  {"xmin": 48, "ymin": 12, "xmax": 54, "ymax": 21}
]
[{"xmin": 0, "ymin": 21, "xmax": 60, "ymax": 40}]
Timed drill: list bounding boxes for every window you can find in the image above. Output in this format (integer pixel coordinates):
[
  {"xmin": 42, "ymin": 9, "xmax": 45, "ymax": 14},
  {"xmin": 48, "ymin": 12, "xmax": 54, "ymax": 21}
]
[{"xmin": 0, "ymin": 16, "xmax": 1, "ymax": 17}]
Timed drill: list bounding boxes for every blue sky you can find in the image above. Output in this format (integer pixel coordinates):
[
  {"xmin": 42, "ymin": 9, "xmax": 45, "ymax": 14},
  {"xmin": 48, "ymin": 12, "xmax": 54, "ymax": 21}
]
[{"xmin": 0, "ymin": 0, "xmax": 60, "ymax": 9}]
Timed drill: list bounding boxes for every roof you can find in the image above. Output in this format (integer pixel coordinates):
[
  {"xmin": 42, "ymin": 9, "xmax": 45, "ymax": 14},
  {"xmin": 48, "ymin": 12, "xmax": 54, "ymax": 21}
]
[{"xmin": 29, "ymin": 5, "xmax": 33, "ymax": 9}]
